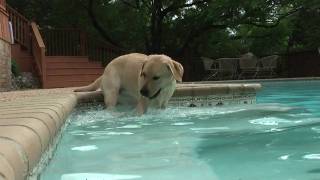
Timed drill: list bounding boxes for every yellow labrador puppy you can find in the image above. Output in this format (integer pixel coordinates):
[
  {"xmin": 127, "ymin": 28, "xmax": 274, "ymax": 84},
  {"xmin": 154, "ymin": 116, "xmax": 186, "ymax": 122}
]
[{"xmin": 74, "ymin": 53, "xmax": 184, "ymax": 115}]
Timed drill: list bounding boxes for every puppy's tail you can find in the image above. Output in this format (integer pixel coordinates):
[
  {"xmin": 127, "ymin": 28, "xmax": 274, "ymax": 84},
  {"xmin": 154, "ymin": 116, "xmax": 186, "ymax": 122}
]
[{"xmin": 74, "ymin": 76, "xmax": 102, "ymax": 92}]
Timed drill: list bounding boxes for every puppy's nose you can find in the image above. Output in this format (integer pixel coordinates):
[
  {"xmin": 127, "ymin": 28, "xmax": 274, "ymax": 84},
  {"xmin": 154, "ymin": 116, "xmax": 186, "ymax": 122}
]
[{"xmin": 140, "ymin": 89, "xmax": 149, "ymax": 97}]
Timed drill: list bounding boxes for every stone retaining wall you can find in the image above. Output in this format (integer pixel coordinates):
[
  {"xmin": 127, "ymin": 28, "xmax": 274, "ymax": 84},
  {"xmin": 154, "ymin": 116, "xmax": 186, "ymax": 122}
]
[
  {"xmin": 0, "ymin": 1, "xmax": 12, "ymax": 92},
  {"xmin": 0, "ymin": 38, "xmax": 11, "ymax": 91}
]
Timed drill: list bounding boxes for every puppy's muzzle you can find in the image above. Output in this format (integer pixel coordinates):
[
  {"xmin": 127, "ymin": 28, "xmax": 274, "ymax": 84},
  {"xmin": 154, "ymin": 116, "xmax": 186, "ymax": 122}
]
[
  {"xmin": 140, "ymin": 88, "xmax": 161, "ymax": 99},
  {"xmin": 140, "ymin": 88, "xmax": 149, "ymax": 97}
]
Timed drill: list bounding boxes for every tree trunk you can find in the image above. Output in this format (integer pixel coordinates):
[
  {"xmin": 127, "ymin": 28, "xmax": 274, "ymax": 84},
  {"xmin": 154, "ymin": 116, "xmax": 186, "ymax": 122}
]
[
  {"xmin": 87, "ymin": 0, "xmax": 120, "ymax": 48},
  {"xmin": 147, "ymin": 0, "xmax": 163, "ymax": 53}
]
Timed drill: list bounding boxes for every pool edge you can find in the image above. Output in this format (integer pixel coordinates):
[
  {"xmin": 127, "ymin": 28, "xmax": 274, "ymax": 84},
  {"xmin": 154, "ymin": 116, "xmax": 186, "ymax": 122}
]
[
  {"xmin": 0, "ymin": 94, "xmax": 77, "ymax": 180},
  {"xmin": 0, "ymin": 82, "xmax": 262, "ymax": 180}
]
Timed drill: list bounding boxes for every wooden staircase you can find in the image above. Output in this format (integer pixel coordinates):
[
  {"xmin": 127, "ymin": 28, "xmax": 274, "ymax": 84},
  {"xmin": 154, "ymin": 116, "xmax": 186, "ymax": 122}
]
[
  {"xmin": 8, "ymin": 5, "xmax": 123, "ymax": 89},
  {"xmin": 45, "ymin": 56, "xmax": 104, "ymax": 88}
]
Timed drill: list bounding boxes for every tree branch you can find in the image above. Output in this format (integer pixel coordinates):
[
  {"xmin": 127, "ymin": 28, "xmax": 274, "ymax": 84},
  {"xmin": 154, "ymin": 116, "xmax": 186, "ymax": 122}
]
[
  {"xmin": 161, "ymin": 0, "xmax": 211, "ymax": 16},
  {"xmin": 177, "ymin": 23, "xmax": 227, "ymax": 55},
  {"xmin": 119, "ymin": 0, "xmax": 139, "ymax": 9},
  {"xmin": 135, "ymin": 0, "xmax": 141, "ymax": 9},
  {"xmin": 231, "ymin": 33, "xmax": 274, "ymax": 40},
  {"xmin": 86, "ymin": 0, "xmax": 120, "ymax": 47},
  {"xmin": 241, "ymin": 6, "xmax": 303, "ymax": 28}
]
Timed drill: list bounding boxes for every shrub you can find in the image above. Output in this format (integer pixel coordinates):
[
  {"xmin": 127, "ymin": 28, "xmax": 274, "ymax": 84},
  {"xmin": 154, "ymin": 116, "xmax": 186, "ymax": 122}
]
[{"xmin": 11, "ymin": 58, "xmax": 20, "ymax": 77}]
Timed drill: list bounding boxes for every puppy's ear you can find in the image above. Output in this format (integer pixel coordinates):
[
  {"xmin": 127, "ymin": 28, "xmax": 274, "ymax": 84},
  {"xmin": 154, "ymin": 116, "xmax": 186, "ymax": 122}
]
[
  {"xmin": 167, "ymin": 60, "xmax": 184, "ymax": 82},
  {"xmin": 140, "ymin": 62, "xmax": 146, "ymax": 77}
]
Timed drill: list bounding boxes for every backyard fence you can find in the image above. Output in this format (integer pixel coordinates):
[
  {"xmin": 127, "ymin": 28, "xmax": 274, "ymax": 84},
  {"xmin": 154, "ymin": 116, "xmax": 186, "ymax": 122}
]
[{"xmin": 287, "ymin": 50, "xmax": 320, "ymax": 77}]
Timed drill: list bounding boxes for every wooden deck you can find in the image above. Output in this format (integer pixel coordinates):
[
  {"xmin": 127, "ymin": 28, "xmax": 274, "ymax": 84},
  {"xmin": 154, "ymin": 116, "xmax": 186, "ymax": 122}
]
[{"xmin": 8, "ymin": 5, "xmax": 123, "ymax": 88}]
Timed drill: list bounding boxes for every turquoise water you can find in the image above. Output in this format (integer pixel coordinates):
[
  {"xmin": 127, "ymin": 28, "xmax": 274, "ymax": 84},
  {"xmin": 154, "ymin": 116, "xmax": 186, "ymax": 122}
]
[{"xmin": 40, "ymin": 80, "xmax": 320, "ymax": 180}]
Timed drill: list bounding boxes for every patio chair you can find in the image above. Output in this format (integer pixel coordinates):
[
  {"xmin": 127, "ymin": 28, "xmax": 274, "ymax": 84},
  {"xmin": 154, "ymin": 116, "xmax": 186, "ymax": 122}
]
[
  {"xmin": 215, "ymin": 58, "xmax": 239, "ymax": 80},
  {"xmin": 238, "ymin": 52, "xmax": 259, "ymax": 79},
  {"xmin": 256, "ymin": 55, "xmax": 279, "ymax": 78},
  {"xmin": 202, "ymin": 57, "xmax": 238, "ymax": 80},
  {"xmin": 201, "ymin": 57, "xmax": 219, "ymax": 80}
]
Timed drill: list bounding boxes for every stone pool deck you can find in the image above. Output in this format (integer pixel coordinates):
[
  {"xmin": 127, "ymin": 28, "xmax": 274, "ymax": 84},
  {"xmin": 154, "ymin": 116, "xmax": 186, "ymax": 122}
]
[{"xmin": 0, "ymin": 83, "xmax": 261, "ymax": 180}]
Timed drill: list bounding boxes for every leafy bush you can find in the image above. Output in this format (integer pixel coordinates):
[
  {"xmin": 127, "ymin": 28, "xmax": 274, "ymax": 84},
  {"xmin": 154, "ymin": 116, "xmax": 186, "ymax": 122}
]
[{"xmin": 11, "ymin": 58, "xmax": 20, "ymax": 77}]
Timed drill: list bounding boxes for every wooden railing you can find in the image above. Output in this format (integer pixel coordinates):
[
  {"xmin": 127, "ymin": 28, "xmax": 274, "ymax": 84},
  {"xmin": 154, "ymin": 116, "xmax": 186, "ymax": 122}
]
[
  {"xmin": 6, "ymin": 5, "xmax": 30, "ymax": 50},
  {"xmin": 0, "ymin": 0, "xmax": 5, "ymax": 9},
  {"xmin": 30, "ymin": 22, "xmax": 46, "ymax": 88},
  {"xmin": 41, "ymin": 28, "xmax": 125, "ymax": 64},
  {"xmin": 0, "ymin": 0, "xmax": 10, "ymax": 43},
  {"xmin": 87, "ymin": 38, "xmax": 125, "ymax": 65},
  {"xmin": 41, "ymin": 28, "xmax": 87, "ymax": 56}
]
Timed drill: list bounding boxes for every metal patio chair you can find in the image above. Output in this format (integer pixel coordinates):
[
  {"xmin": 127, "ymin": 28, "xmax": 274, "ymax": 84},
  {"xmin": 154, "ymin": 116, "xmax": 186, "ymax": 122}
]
[
  {"xmin": 201, "ymin": 57, "xmax": 219, "ymax": 80},
  {"xmin": 238, "ymin": 52, "xmax": 259, "ymax": 79},
  {"xmin": 256, "ymin": 55, "xmax": 279, "ymax": 78},
  {"xmin": 202, "ymin": 57, "xmax": 238, "ymax": 80}
]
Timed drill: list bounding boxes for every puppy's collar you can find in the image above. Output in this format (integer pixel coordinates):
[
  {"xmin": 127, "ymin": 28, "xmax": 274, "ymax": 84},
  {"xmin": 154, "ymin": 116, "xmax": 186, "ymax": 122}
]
[{"xmin": 149, "ymin": 89, "xmax": 161, "ymax": 99}]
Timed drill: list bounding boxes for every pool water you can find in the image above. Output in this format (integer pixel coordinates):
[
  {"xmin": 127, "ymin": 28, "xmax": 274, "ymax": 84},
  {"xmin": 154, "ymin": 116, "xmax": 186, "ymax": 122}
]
[{"xmin": 40, "ymin": 80, "xmax": 320, "ymax": 180}]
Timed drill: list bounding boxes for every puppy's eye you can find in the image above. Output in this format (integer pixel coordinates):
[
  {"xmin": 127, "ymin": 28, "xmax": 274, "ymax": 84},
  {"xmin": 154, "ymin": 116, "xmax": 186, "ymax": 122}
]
[{"xmin": 153, "ymin": 76, "xmax": 160, "ymax": 80}]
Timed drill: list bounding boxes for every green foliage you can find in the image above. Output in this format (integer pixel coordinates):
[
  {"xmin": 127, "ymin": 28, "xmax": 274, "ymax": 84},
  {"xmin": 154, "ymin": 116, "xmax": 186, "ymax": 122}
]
[
  {"xmin": 7, "ymin": 0, "xmax": 320, "ymax": 57},
  {"xmin": 11, "ymin": 59, "xmax": 20, "ymax": 77},
  {"xmin": 289, "ymin": 7, "xmax": 320, "ymax": 51}
]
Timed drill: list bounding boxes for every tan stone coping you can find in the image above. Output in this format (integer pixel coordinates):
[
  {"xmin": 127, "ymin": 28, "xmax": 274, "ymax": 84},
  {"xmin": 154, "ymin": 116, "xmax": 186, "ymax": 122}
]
[
  {"xmin": 0, "ymin": 94, "xmax": 77, "ymax": 180},
  {"xmin": 0, "ymin": 83, "xmax": 261, "ymax": 180}
]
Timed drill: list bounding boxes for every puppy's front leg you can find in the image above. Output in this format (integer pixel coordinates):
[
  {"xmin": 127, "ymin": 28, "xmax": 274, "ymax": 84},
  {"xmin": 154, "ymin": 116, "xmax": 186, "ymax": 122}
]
[
  {"xmin": 136, "ymin": 98, "xmax": 148, "ymax": 116},
  {"xmin": 160, "ymin": 101, "xmax": 169, "ymax": 109}
]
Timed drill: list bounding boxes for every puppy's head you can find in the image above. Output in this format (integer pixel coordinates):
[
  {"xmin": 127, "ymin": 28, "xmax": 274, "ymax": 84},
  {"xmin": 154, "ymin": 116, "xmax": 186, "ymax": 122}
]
[{"xmin": 140, "ymin": 54, "xmax": 184, "ymax": 99}]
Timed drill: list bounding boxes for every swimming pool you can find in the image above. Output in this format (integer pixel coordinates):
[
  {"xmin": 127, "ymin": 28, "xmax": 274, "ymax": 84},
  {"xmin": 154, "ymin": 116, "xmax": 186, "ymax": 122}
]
[{"xmin": 40, "ymin": 80, "xmax": 320, "ymax": 180}]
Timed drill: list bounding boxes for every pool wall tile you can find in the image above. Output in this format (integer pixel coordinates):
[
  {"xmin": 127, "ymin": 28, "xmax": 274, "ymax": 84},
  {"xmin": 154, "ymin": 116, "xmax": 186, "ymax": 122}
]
[
  {"xmin": 74, "ymin": 83, "xmax": 262, "ymax": 107},
  {"xmin": 170, "ymin": 83, "xmax": 260, "ymax": 107}
]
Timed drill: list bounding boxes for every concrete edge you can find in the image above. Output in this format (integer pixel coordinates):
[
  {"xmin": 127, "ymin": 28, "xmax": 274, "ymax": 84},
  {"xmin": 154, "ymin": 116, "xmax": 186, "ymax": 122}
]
[{"xmin": 0, "ymin": 94, "xmax": 77, "ymax": 180}]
